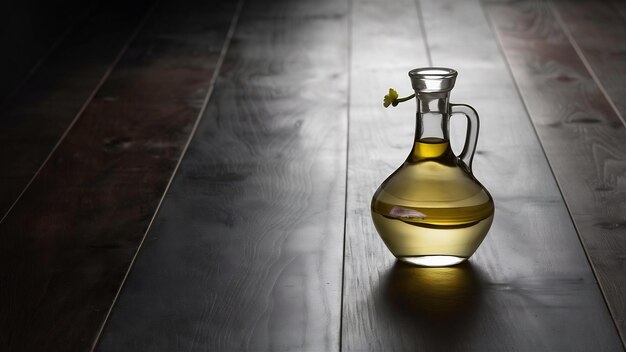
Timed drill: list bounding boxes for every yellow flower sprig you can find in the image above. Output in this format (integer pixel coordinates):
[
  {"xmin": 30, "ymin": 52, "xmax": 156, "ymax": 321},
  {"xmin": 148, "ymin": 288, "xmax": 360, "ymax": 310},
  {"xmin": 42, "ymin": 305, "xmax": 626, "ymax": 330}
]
[{"xmin": 383, "ymin": 88, "xmax": 415, "ymax": 108}]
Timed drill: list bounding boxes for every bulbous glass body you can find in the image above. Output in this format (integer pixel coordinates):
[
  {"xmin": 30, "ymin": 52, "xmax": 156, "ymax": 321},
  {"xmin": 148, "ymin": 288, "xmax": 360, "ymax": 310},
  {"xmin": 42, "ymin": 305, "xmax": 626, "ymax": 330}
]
[{"xmin": 371, "ymin": 67, "xmax": 494, "ymax": 267}]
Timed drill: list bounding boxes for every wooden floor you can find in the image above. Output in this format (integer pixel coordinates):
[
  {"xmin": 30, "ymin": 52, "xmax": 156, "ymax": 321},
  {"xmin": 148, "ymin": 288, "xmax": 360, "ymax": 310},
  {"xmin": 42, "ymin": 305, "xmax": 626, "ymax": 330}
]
[{"xmin": 0, "ymin": 0, "xmax": 624, "ymax": 350}]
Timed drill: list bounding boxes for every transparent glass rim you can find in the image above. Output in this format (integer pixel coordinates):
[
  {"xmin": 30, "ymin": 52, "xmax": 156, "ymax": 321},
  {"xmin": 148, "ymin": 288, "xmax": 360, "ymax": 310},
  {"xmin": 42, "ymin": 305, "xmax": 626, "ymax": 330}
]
[
  {"xmin": 409, "ymin": 67, "xmax": 458, "ymax": 93},
  {"xmin": 409, "ymin": 67, "xmax": 457, "ymax": 79}
]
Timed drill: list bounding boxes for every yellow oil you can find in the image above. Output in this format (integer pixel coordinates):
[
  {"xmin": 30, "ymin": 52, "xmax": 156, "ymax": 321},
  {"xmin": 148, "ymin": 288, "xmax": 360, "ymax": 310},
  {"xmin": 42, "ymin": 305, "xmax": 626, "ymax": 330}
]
[{"xmin": 371, "ymin": 138, "xmax": 494, "ymax": 266}]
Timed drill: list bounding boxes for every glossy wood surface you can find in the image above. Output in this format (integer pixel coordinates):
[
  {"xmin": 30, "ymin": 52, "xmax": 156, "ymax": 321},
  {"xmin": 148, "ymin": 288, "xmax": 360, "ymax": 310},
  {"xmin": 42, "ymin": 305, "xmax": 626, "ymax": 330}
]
[
  {"xmin": 340, "ymin": 0, "xmax": 622, "ymax": 350},
  {"xmin": 487, "ymin": 0, "xmax": 626, "ymax": 344},
  {"xmin": 0, "ymin": 1, "xmax": 235, "ymax": 350},
  {"xmin": 1, "ymin": 0, "xmax": 625, "ymax": 350},
  {"xmin": 97, "ymin": 0, "xmax": 348, "ymax": 350},
  {"xmin": 0, "ymin": 1, "xmax": 153, "ymax": 218}
]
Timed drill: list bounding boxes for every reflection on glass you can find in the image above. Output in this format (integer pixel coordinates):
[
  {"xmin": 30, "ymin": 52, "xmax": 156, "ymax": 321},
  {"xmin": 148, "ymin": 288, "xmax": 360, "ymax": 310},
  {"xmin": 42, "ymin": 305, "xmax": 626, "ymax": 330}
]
[{"xmin": 400, "ymin": 255, "xmax": 466, "ymax": 267}]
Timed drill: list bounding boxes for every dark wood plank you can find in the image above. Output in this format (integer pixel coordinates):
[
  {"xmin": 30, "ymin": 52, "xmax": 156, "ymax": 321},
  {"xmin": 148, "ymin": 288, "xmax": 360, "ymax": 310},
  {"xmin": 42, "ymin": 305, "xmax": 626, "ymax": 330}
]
[
  {"xmin": 0, "ymin": 1, "xmax": 154, "ymax": 219},
  {"xmin": 340, "ymin": 0, "xmax": 430, "ymax": 349},
  {"xmin": 341, "ymin": 0, "xmax": 623, "ymax": 350},
  {"xmin": 0, "ymin": 1, "xmax": 237, "ymax": 350},
  {"xmin": 97, "ymin": 0, "xmax": 348, "ymax": 350},
  {"xmin": 487, "ymin": 0, "xmax": 626, "ymax": 346},
  {"xmin": 550, "ymin": 0, "xmax": 626, "ymax": 124}
]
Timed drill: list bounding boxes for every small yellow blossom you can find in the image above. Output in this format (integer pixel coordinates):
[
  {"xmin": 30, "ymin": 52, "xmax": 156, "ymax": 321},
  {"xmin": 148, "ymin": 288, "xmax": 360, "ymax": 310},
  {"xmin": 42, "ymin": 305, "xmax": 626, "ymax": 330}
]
[
  {"xmin": 383, "ymin": 88, "xmax": 414, "ymax": 108},
  {"xmin": 383, "ymin": 88, "xmax": 399, "ymax": 107}
]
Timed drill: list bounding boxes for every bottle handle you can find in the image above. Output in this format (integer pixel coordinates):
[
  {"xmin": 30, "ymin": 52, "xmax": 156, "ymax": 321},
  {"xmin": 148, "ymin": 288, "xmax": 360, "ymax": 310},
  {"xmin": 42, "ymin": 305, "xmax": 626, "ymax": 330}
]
[{"xmin": 450, "ymin": 103, "xmax": 480, "ymax": 169}]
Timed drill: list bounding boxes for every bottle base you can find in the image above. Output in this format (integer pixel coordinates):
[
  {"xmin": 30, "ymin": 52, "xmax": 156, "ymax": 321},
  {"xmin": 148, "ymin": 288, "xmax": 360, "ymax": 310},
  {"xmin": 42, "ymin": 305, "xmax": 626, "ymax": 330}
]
[{"xmin": 397, "ymin": 255, "xmax": 466, "ymax": 267}]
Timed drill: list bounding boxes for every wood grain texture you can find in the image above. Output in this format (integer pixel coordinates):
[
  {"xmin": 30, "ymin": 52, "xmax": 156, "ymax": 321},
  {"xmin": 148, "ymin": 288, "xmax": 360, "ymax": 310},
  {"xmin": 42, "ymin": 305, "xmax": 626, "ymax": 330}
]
[
  {"xmin": 550, "ymin": 0, "xmax": 626, "ymax": 124},
  {"xmin": 487, "ymin": 0, "xmax": 626, "ymax": 346},
  {"xmin": 341, "ymin": 0, "xmax": 623, "ymax": 350},
  {"xmin": 0, "ymin": 1, "xmax": 153, "ymax": 218},
  {"xmin": 340, "ymin": 0, "xmax": 431, "ymax": 349},
  {"xmin": 97, "ymin": 0, "xmax": 348, "ymax": 350},
  {"xmin": 0, "ymin": 1, "xmax": 236, "ymax": 350}
]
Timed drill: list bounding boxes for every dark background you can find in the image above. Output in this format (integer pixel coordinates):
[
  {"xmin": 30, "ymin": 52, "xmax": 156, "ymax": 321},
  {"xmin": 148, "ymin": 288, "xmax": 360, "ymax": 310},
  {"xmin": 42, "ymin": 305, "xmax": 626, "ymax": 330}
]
[{"xmin": 0, "ymin": 0, "xmax": 165, "ymax": 103}]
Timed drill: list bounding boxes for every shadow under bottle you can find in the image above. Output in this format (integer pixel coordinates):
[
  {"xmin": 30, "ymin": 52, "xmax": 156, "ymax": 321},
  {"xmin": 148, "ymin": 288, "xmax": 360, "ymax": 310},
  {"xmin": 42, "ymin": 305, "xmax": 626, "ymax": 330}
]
[{"xmin": 378, "ymin": 260, "xmax": 484, "ymax": 347}]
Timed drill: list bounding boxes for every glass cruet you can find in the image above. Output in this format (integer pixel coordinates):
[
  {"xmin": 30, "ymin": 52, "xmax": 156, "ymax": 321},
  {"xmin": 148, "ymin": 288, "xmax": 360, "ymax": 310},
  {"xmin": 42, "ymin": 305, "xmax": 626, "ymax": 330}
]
[{"xmin": 371, "ymin": 67, "xmax": 495, "ymax": 267}]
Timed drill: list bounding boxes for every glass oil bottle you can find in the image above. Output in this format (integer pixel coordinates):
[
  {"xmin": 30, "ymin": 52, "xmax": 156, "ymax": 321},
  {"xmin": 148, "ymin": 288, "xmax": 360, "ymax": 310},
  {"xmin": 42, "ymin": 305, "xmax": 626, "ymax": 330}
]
[{"xmin": 371, "ymin": 68, "xmax": 494, "ymax": 267}]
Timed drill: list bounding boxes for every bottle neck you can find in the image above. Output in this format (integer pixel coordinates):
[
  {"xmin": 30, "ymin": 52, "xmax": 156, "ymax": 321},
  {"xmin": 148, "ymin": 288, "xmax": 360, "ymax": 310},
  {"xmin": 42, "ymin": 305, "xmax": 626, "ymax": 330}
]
[
  {"xmin": 409, "ymin": 92, "xmax": 454, "ymax": 162},
  {"xmin": 415, "ymin": 92, "xmax": 450, "ymax": 141}
]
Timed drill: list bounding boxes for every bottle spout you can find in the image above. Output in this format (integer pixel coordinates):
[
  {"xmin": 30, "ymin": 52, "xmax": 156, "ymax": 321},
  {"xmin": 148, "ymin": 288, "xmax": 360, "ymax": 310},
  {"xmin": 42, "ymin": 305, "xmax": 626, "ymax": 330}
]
[{"xmin": 409, "ymin": 67, "xmax": 457, "ymax": 93}]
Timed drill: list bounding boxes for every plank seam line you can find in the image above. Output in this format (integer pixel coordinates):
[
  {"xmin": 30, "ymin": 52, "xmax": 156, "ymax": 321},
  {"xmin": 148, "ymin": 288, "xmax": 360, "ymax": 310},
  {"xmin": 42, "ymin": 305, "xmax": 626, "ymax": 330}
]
[
  {"xmin": 89, "ymin": 0, "xmax": 245, "ymax": 350},
  {"xmin": 415, "ymin": 0, "xmax": 433, "ymax": 67},
  {"xmin": 0, "ymin": 2, "xmax": 97, "ymax": 108},
  {"xmin": 339, "ymin": 0, "xmax": 352, "ymax": 349},
  {"xmin": 0, "ymin": 3, "xmax": 154, "ymax": 226},
  {"xmin": 548, "ymin": 0, "xmax": 626, "ymax": 129},
  {"xmin": 481, "ymin": 2, "xmax": 626, "ymax": 348}
]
